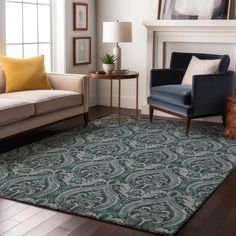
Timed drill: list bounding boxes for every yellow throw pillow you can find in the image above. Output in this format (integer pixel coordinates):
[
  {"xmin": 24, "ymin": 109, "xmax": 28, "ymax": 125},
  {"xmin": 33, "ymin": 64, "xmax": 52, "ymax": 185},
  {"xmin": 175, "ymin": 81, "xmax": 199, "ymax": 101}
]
[{"xmin": 0, "ymin": 55, "xmax": 51, "ymax": 93}]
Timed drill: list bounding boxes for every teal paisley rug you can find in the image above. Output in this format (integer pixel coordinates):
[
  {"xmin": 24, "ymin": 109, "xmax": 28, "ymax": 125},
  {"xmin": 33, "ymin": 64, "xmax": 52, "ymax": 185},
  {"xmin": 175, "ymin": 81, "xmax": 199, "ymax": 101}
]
[{"xmin": 0, "ymin": 115, "xmax": 236, "ymax": 235}]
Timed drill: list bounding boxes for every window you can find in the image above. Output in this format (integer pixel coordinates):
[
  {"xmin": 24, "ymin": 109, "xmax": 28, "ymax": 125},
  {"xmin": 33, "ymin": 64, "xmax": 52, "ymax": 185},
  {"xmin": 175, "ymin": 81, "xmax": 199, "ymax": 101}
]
[{"xmin": 5, "ymin": 0, "xmax": 52, "ymax": 71}]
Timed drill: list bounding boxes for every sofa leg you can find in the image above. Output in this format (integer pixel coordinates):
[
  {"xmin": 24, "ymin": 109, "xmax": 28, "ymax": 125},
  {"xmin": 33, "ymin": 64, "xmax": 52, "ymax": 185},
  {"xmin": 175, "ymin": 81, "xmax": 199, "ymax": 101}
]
[
  {"xmin": 222, "ymin": 114, "xmax": 226, "ymax": 127},
  {"xmin": 149, "ymin": 106, "xmax": 154, "ymax": 123},
  {"xmin": 83, "ymin": 112, "xmax": 89, "ymax": 126},
  {"xmin": 184, "ymin": 117, "xmax": 191, "ymax": 136}
]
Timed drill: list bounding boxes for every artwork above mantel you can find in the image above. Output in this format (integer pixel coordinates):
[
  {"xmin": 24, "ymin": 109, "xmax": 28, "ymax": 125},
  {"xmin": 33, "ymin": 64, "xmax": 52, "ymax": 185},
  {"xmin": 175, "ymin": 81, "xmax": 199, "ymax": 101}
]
[{"xmin": 158, "ymin": 0, "xmax": 231, "ymax": 20}]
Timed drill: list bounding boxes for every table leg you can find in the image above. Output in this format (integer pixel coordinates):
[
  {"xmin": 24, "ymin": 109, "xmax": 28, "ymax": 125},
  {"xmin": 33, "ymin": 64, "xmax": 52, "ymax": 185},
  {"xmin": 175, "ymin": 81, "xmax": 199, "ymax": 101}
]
[
  {"xmin": 136, "ymin": 77, "xmax": 139, "ymax": 118},
  {"xmin": 118, "ymin": 79, "xmax": 121, "ymax": 124},
  {"xmin": 87, "ymin": 77, "xmax": 90, "ymax": 121},
  {"xmin": 110, "ymin": 78, "xmax": 113, "ymax": 114}
]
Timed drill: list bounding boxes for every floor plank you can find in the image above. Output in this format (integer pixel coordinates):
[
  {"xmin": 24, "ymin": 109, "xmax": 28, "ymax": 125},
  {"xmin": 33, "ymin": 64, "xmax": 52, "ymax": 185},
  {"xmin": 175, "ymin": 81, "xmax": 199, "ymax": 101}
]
[
  {"xmin": 2, "ymin": 209, "xmax": 56, "ymax": 236},
  {"xmin": 67, "ymin": 220, "xmax": 101, "ymax": 236},
  {"xmin": 0, "ymin": 219, "xmax": 20, "ymax": 234},
  {"xmin": 110, "ymin": 226, "xmax": 136, "ymax": 236},
  {"xmin": 0, "ymin": 199, "xmax": 16, "ymax": 212},
  {"xmin": 59, "ymin": 216, "xmax": 88, "ymax": 231},
  {"xmin": 89, "ymin": 223, "xmax": 116, "ymax": 236},
  {"xmin": 10, "ymin": 206, "xmax": 42, "ymax": 223},
  {"xmin": 45, "ymin": 226, "xmax": 71, "ymax": 236},
  {"xmin": 24, "ymin": 213, "xmax": 72, "ymax": 236},
  {"xmin": 0, "ymin": 203, "xmax": 29, "ymax": 223}
]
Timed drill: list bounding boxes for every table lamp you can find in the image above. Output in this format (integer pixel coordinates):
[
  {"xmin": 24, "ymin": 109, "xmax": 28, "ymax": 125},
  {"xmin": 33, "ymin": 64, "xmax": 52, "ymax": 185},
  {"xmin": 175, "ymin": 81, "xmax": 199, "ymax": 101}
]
[{"xmin": 103, "ymin": 21, "xmax": 132, "ymax": 71}]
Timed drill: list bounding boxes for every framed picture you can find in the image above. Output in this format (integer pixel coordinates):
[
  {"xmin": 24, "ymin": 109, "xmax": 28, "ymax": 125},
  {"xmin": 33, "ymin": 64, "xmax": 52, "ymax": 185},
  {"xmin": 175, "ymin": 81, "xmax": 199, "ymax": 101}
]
[
  {"xmin": 73, "ymin": 37, "xmax": 91, "ymax": 65},
  {"xmin": 159, "ymin": 0, "xmax": 231, "ymax": 20},
  {"xmin": 73, "ymin": 3, "xmax": 88, "ymax": 31}
]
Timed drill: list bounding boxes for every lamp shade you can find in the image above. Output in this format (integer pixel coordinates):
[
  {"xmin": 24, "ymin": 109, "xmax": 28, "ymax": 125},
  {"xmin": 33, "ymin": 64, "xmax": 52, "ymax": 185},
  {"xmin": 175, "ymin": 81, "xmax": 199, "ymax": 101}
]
[{"xmin": 103, "ymin": 22, "xmax": 132, "ymax": 43}]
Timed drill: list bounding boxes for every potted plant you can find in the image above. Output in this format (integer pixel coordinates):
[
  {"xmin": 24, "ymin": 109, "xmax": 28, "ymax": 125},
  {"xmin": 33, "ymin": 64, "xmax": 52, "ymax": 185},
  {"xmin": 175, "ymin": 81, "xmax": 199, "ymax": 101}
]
[{"xmin": 100, "ymin": 53, "xmax": 116, "ymax": 74}]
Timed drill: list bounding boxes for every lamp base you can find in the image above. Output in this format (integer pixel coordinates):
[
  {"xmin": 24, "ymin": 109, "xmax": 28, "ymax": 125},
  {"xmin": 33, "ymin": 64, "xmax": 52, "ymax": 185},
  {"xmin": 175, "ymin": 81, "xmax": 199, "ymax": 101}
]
[{"xmin": 113, "ymin": 44, "xmax": 121, "ymax": 70}]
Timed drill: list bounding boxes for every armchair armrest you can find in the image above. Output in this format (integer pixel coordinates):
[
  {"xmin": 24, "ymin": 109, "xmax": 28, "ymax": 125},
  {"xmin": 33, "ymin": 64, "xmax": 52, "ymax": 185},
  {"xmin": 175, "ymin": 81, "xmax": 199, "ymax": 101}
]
[
  {"xmin": 151, "ymin": 69, "xmax": 185, "ymax": 87},
  {"xmin": 192, "ymin": 71, "xmax": 235, "ymax": 116},
  {"xmin": 47, "ymin": 73, "xmax": 89, "ymax": 113}
]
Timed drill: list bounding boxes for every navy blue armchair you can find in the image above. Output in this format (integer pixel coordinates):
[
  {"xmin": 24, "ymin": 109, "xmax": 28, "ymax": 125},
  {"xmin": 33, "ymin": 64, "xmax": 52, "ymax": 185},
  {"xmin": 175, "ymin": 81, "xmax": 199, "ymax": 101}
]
[{"xmin": 148, "ymin": 52, "xmax": 235, "ymax": 136}]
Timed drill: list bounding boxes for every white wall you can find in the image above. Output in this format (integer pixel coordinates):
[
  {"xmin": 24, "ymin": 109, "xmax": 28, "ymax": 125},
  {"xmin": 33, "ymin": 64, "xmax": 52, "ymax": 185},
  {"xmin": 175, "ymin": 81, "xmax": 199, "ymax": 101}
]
[
  {"xmin": 65, "ymin": 0, "xmax": 97, "ymax": 107},
  {"xmin": 0, "ymin": 0, "xmax": 6, "ymax": 56},
  {"xmin": 96, "ymin": 0, "xmax": 157, "ymax": 109},
  {"xmin": 52, "ymin": 0, "xmax": 66, "ymax": 73}
]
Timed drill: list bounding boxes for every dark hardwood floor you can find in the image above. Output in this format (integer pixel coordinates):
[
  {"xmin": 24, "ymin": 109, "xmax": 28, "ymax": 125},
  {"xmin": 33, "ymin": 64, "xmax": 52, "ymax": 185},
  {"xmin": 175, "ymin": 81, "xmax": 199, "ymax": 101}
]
[{"xmin": 0, "ymin": 106, "xmax": 236, "ymax": 236}]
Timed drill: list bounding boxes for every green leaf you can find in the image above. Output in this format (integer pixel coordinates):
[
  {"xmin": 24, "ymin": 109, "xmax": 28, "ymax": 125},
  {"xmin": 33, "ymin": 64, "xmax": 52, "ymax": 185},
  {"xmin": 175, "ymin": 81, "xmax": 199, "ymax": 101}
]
[{"xmin": 100, "ymin": 53, "xmax": 117, "ymax": 64}]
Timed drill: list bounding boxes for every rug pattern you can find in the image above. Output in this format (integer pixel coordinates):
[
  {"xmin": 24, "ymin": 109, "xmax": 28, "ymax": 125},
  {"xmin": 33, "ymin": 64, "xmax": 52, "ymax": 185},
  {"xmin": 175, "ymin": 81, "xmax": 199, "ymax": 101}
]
[{"xmin": 0, "ymin": 116, "xmax": 236, "ymax": 235}]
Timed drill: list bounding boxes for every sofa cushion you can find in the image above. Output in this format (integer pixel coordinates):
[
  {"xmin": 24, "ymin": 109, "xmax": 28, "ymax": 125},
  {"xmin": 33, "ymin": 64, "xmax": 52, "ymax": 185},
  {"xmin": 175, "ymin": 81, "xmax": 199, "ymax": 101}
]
[
  {"xmin": 170, "ymin": 52, "xmax": 230, "ymax": 74},
  {"xmin": 0, "ymin": 99, "xmax": 35, "ymax": 126},
  {"xmin": 150, "ymin": 85, "xmax": 192, "ymax": 107},
  {"xmin": 0, "ymin": 90, "xmax": 83, "ymax": 115}
]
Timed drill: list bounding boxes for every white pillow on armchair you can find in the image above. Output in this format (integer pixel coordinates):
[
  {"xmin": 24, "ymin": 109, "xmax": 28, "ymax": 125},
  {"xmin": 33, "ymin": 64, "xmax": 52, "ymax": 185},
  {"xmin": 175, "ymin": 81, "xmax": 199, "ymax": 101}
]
[{"xmin": 182, "ymin": 56, "xmax": 221, "ymax": 85}]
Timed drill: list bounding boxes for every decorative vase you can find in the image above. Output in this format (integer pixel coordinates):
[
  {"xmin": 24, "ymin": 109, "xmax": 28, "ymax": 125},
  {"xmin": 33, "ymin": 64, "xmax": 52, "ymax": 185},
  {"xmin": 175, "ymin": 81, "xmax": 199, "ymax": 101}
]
[{"xmin": 103, "ymin": 63, "xmax": 115, "ymax": 74}]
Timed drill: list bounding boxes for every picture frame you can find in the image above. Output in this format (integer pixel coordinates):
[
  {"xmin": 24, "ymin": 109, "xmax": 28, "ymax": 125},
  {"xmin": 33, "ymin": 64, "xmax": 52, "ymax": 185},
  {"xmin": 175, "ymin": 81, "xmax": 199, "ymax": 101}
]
[
  {"xmin": 73, "ymin": 3, "xmax": 88, "ymax": 31},
  {"xmin": 212, "ymin": 0, "xmax": 231, "ymax": 19},
  {"xmin": 73, "ymin": 37, "xmax": 91, "ymax": 65},
  {"xmin": 159, "ymin": 0, "xmax": 231, "ymax": 20},
  {"xmin": 157, "ymin": 0, "xmax": 162, "ymax": 19}
]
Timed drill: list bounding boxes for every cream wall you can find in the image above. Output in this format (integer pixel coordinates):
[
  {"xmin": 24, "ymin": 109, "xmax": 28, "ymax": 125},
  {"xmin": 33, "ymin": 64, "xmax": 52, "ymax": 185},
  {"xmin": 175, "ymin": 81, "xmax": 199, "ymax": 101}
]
[
  {"xmin": 65, "ymin": 0, "xmax": 97, "ymax": 107},
  {"xmin": 96, "ymin": 0, "xmax": 157, "ymax": 109},
  {"xmin": 52, "ymin": 0, "xmax": 66, "ymax": 73},
  {"xmin": 0, "ymin": 0, "xmax": 6, "ymax": 56}
]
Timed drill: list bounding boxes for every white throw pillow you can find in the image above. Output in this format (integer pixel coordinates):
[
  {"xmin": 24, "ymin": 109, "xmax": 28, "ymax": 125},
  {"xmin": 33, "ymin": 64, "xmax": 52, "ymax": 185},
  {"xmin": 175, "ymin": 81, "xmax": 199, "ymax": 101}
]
[{"xmin": 182, "ymin": 56, "xmax": 221, "ymax": 85}]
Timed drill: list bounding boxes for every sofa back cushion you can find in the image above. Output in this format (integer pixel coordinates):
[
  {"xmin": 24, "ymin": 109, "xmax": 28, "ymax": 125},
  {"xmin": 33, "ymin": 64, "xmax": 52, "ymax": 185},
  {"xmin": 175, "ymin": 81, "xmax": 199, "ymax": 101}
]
[
  {"xmin": 0, "ymin": 55, "xmax": 51, "ymax": 93},
  {"xmin": 170, "ymin": 52, "xmax": 230, "ymax": 74},
  {"xmin": 0, "ymin": 67, "xmax": 6, "ymax": 94},
  {"xmin": 181, "ymin": 56, "xmax": 221, "ymax": 85}
]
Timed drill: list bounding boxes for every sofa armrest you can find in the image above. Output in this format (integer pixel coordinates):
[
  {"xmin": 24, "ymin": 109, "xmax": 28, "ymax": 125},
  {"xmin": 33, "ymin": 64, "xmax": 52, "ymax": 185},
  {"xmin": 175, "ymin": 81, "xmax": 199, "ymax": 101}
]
[
  {"xmin": 192, "ymin": 71, "xmax": 235, "ymax": 116},
  {"xmin": 151, "ymin": 69, "xmax": 185, "ymax": 87},
  {"xmin": 47, "ymin": 73, "xmax": 89, "ymax": 113}
]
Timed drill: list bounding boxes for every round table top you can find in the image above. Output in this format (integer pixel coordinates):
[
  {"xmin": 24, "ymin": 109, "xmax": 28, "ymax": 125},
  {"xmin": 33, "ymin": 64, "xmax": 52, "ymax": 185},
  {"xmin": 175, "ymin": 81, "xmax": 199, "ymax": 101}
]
[{"xmin": 90, "ymin": 71, "xmax": 139, "ymax": 80}]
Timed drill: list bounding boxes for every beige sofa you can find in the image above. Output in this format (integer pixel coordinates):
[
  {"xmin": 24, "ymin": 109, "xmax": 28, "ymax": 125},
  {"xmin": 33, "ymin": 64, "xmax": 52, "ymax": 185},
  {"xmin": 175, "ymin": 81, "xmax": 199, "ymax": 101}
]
[{"xmin": 0, "ymin": 68, "xmax": 89, "ymax": 139}]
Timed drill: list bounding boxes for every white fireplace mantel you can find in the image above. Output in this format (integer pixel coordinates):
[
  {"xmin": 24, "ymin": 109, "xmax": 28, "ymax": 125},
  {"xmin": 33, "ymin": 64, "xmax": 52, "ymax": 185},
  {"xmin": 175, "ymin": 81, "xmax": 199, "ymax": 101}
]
[
  {"xmin": 142, "ymin": 20, "xmax": 236, "ymax": 117},
  {"xmin": 143, "ymin": 20, "xmax": 236, "ymax": 32},
  {"xmin": 144, "ymin": 20, "xmax": 236, "ymax": 69}
]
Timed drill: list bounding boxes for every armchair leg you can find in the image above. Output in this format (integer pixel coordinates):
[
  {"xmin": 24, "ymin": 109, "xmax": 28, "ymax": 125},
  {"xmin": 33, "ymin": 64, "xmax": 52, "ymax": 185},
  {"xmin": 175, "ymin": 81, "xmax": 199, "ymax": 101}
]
[
  {"xmin": 149, "ymin": 106, "xmax": 154, "ymax": 123},
  {"xmin": 83, "ymin": 112, "xmax": 89, "ymax": 126},
  {"xmin": 222, "ymin": 114, "xmax": 226, "ymax": 127},
  {"xmin": 184, "ymin": 117, "xmax": 191, "ymax": 136}
]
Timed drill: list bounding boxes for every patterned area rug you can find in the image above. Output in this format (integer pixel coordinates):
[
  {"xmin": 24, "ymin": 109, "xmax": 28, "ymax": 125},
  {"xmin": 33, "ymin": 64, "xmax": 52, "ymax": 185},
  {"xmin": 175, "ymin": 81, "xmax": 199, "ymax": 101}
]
[{"xmin": 0, "ymin": 116, "xmax": 236, "ymax": 235}]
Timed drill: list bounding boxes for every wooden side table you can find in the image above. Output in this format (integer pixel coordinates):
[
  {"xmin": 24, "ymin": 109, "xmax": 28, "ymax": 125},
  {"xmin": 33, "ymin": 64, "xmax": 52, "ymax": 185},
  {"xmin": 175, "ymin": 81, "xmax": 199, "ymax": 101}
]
[
  {"xmin": 224, "ymin": 96, "xmax": 236, "ymax": 139},
  {"xmin": 90, "ymin": 71, "xmax": 139, "ymax": 123}
]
